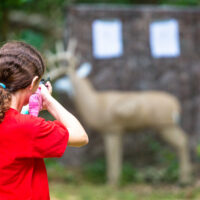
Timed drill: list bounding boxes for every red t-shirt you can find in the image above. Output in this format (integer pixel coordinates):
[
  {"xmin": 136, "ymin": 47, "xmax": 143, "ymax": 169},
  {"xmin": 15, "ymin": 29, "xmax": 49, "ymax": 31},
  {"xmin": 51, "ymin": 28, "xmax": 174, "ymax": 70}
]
[{"xmin": 0, "ymin": 107, "xmax": 69, "ymax": 200}]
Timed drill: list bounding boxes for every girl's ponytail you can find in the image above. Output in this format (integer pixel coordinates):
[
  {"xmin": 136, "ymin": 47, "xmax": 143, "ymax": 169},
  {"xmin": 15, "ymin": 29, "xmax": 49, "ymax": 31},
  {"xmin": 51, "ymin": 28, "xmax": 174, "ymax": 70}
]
[{"xmin": 0, "ymin": 85, "xmax": 11, "ymax": 123}]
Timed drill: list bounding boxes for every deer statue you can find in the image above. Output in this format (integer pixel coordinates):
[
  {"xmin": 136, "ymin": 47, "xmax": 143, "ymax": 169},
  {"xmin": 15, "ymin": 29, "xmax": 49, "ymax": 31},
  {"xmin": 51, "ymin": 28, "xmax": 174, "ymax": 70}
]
[{"xmin": 45, "ymin": 39, "xmax": 192, "ymax": 185}]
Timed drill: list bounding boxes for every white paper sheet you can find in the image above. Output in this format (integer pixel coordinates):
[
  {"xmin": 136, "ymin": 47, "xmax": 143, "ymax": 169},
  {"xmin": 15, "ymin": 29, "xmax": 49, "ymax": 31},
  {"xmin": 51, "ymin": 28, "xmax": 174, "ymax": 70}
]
[
  {"xmin": 92, "ymin": 19, "xmax": 123, "ymax": 59},
  {"xmin": 150, "ymin": 19, "xmax": 180, "ymax": 58}
]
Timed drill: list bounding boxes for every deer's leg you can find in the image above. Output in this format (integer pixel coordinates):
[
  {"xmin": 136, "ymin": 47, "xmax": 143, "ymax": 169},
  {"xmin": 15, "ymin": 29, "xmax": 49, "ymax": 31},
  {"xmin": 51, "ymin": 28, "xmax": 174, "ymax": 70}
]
[
  {"xmin": 103, "ymin": 131, "xmax": 123, "ymax": 186},
  {"xmin": 158, "ymin": 125, "xmax": 192, "ymax": 184}
]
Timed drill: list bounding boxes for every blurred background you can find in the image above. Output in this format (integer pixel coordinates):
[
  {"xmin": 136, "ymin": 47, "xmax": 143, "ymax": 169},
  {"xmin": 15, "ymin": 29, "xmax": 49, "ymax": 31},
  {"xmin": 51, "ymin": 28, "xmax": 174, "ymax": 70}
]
[{"xmin": 1, "ymin": 0, "xmax": 200, "ymax": 199}]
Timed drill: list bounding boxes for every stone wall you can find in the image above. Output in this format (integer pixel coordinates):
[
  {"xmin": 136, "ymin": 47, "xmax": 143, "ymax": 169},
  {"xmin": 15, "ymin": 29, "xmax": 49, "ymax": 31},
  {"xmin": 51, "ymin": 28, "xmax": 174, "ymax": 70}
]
[{"xmin": 59, "ymin": 5, "xmax": 200, "ymax": 166}]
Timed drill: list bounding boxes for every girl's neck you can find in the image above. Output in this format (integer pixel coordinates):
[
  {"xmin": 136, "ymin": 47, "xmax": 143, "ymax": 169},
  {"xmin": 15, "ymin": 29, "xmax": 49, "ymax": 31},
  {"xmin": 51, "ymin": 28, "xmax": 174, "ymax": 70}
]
[{"xmin": 10, "ymin": 89, "xmax": 28, "ymax": 112}]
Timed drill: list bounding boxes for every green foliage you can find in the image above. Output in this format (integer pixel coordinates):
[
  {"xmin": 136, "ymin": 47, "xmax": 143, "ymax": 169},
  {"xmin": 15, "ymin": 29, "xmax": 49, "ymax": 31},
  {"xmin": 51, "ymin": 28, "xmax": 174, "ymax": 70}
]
[
  {"xmin": 0, "ymin": 0, "xmax": 31, "ymax": 9},
  {"xmin": 82, "ymin": 156, "xmax": 178, "ymax": 185},
  {"xmin": 138, "ymin": 162, "xmax": 178, "ymax": 184},
  {"xmin": 18, "ymin": 0, "xmax": 68, "ymax": 19},
  {"xmin": 159, "ymin": 0, "xmax": 200, "ymax": 6},
  {"xmin": 195, "ymin": 143, "xmax": 200, "ymax": 164},
  {"xmin": 5, "ymin": 0, "xmax": 199, "ymax": 14},
  {"xmin": 162, "ymin": 161, "xmax": 179, "ymax": 182},
  {"xmin": 196, "ymin": 143, "xmax": 200, "ymax": 158},
  {"xmin": 120, "ymin": 163, "xmax": 139, "ymax": 185},
  {"xmin": 120, "ymin": 163, "xmax": 178, "ymax": 185},
  {"xmin": 119, "ymin": 135, "xmax": 179, "ymax": 185},
  {"xmin": 69, "ymin": 0, "xmax": 200, "ymax": 5},
  {"xmin": 82, "ymin": 158, "xmax": 107, "ymax": 184},
  {"xmin": 45, "ymin": 158, "xmax": 77, "ymax": 183},
  {"xmin": 146, "ymin": 135, "xmax": 177, "ymax": 165},
  {"xmin": 144, "ymin": 135, "xmax": 179, "ymax": 183},
  {"xmin": 14, "ymin": 30, "xmax": 45, "ymax": 50},
  {"xmin": 44, "ymin": 157, "xmax": 58, "ymax": 167},
  {"xmin": 1, "ymin": 0, "xmax": 200, "ymax": 10}
]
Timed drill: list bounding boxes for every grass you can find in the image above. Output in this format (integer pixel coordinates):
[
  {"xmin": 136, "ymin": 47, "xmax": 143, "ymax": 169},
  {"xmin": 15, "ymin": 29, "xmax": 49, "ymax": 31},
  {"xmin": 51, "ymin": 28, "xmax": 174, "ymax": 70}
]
[
  {"xmin": 46, "ymin": 159, "xmax": 200, "ymax": 200},
  {"xmin": 47, "ymin": 164, "xmax": 200, "ymax": 200},
  {"xmin": 49, "ymin": 181, "xmax": 200, "ymax": 200}
]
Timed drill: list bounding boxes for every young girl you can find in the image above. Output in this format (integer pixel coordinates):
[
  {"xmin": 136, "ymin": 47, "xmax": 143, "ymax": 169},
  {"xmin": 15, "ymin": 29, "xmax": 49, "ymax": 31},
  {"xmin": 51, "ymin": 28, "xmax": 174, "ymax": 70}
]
[{"xmin": 0, "ymin": 41, "xmax": 89, "ymax": 199}]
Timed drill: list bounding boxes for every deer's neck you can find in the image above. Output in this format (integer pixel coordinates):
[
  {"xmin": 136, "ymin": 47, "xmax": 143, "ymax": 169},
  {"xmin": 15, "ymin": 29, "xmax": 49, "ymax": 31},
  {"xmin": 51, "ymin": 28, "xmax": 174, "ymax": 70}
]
[{"xmin": 69, "ymin": 72, "xmax": 99, "ymax": 124}]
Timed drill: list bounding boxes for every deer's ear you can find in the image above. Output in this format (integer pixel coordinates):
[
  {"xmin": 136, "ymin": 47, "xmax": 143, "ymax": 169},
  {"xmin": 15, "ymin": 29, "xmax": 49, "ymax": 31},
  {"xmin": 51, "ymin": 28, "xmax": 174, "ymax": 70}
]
[{"xmin": 77, "ymin": 62, "xmax": 92, "ymax": 78}]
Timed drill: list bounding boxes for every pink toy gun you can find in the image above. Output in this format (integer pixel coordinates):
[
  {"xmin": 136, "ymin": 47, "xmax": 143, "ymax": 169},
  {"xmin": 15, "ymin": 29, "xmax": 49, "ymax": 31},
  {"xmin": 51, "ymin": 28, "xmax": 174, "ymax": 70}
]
[
  {"xmin": 28, "ymin": 87, "xmax": 43, "ymax": 116},
  {"xmin": 28, "ymin": 77, "xmax": 50, "ymax": 117}
]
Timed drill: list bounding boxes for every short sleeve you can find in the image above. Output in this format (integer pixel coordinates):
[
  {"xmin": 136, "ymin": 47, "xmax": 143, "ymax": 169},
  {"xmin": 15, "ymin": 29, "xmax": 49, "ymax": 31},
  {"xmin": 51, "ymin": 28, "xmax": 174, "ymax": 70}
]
[{"xmin": 29, "ymin": 117, "xmax": 69, "ymax": 158}]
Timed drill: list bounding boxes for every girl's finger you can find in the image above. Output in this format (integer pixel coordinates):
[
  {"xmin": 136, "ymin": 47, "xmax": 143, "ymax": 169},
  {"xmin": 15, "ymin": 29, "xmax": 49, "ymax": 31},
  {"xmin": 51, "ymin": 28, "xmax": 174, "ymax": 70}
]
[{"xmin": 45, "ymin": 81, "xmax": 52, "ymax": 94}]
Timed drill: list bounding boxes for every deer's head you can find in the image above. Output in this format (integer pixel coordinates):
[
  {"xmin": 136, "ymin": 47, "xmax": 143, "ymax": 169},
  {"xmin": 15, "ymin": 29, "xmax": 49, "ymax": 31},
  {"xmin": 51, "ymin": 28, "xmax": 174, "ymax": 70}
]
[{"xmin": 45, "ymin": 39, "xmax": 92, "ymax": 97}]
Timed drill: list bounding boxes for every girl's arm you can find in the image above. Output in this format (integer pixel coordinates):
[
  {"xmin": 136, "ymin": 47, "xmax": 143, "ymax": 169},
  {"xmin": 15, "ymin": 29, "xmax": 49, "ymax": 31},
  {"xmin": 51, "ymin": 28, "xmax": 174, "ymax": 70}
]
[{"xmin": 40, "ymin": 83, "xmax": 89, "ymax": 147}]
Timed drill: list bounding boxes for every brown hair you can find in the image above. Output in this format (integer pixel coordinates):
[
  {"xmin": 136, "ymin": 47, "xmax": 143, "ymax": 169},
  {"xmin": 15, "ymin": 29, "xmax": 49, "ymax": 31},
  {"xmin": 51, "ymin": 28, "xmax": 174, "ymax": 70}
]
[{"xmin": 0, "ymin": 41, "xmax": 46, "ymax": 123}]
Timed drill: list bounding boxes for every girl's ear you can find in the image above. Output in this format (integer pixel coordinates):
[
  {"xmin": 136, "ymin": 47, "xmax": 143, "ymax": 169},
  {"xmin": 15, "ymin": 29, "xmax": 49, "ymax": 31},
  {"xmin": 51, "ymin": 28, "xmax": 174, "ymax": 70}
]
[{"xmin": 29, "ymin": 76, "xmax": 40, "ymax": 91}]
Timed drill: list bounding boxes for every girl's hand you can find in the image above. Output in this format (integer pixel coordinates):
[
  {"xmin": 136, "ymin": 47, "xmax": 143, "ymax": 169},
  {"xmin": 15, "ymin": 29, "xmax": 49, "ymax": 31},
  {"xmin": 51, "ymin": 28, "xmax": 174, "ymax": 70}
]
[{"xmin": 39, "ymin": 81, "xmax": 53, "ymax": 110}]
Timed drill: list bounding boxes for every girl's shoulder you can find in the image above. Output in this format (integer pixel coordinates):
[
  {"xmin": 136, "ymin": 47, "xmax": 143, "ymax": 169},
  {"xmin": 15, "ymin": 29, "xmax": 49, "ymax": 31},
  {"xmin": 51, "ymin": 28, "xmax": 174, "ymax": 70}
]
[{"xmin": 5, "ymin": 108, "xmax": 46, "ymax": 130}]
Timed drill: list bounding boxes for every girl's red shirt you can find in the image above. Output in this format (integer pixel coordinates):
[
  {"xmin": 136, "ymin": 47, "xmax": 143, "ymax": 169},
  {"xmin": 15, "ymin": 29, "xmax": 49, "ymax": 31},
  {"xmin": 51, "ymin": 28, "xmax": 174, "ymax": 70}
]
[{"xmin": 0, "ymin": 107, "xmax": 69, "ymax": 200}]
